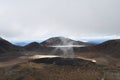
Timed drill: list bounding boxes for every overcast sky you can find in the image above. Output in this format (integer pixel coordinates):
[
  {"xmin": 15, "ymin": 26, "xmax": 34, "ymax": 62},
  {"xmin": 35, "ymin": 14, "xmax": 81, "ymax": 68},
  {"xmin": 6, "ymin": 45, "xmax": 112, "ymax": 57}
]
[{"xmin": 0, "ymin": 0, "xmax": 120, "ymax": 41}]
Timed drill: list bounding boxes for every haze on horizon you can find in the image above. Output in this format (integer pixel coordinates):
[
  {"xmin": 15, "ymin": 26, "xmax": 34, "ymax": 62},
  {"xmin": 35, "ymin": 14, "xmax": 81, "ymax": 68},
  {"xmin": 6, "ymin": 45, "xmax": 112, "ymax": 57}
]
[{"xmin": 0, "ymin": 0, "xmax": 120, "ymax": 41}]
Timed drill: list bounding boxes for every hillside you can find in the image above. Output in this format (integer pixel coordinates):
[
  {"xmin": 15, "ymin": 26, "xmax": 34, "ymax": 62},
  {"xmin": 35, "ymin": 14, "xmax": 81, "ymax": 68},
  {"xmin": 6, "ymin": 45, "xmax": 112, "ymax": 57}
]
[
  {"xmin": 95, "ymin": 39, "xmax": 120, "ymax": 58},
  {"xmin": 24, "ymin": 42, "xmax": 40, "ymax": 51},
  {"xmin": 0, "ymin": 37, "xmax": 22, "ymax": 54}
]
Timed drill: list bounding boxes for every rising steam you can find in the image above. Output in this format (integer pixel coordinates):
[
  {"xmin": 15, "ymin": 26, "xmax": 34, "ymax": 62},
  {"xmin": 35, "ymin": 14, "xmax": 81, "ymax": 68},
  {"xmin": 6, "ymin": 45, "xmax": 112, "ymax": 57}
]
[{"xmin": 50, "ymin": 37, "xmax": 76, "ymax": 58}]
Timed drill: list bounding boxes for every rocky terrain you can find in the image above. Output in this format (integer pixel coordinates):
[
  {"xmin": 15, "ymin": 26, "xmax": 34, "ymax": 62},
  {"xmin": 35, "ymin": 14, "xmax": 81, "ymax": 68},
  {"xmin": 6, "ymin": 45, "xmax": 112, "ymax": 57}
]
[
  {"xmin": 0, "ymin": 57, "xmax": 120, "ymax": 80},
  {"xmin": 0, "ymin": 37, "xmax": 120, "ymax": 80}
]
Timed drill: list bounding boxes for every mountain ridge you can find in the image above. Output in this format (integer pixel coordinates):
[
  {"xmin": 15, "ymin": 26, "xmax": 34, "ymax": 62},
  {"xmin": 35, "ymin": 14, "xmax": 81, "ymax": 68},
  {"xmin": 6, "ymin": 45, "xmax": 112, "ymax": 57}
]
[
  {"xmin": 40, "ymin": 36, "xmax": 91, "ymax": 46},
  {"xmin": 0, "ymin": 36, "xmax": 120, "ymax": 58}
]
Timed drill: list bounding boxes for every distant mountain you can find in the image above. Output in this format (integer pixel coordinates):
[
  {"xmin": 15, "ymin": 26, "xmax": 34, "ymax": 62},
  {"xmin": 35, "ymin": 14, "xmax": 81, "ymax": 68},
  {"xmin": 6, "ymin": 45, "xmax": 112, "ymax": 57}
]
[
  {"xmin": 0, "ymin": 37, "xmax": 90, "ymax": 54},
  {"xmin": 24, "ymin": 42, "xmax": 54, "ymax": 54},
  {"xmin": 13, "ymin": 42, "xmax": 29, "ymax": 46},
  {"xmin": 40, "ymin": 37, "xmax": 91, "ymax": 46},
  {"xmin": 87, "ymin": 39, "xmax": 109, "ymax": 44},
  {"xmin": 1, "ymin": 36, "xmax": 120, "ymax": 58},
  {"xmin": 24, "ymin": 42, "xmax": 41, "ymax": 51},
  {"xmin": 23, "ymin": 37, "xmax": 94, "ymax": 55}
]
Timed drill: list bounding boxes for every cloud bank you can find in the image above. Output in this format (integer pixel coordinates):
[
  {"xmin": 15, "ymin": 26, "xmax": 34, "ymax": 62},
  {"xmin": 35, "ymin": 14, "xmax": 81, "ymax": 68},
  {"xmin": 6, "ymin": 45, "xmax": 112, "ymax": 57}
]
[{"xmin": 0, "ymin": 0, "xmax": 120, "ymax": 41}]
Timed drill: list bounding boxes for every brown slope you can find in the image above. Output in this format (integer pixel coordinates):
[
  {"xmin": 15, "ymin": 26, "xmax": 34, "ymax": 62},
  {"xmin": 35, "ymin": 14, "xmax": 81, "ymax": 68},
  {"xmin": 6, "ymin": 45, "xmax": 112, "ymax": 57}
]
[
  {"xmin": 75, "ymin": 39, "xmax": 120, "ymax": 58},
  {"xmin": 0, "ymin": 37, "xmax": 23, "ymax": 62},
  {"xmin": 95, "ymin": 39, "xmax": 120, "ymax": 58},
  {"xmin": 0, "ymin": 37, "xmax": 21, "ymax": 54}
]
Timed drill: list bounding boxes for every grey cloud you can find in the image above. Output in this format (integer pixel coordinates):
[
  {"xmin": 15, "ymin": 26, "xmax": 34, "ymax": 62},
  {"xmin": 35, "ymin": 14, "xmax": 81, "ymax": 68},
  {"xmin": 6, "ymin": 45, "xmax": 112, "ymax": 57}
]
[{"xmin": 0, "ymin": 0, "xmax": 120, "ymax": 41}]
